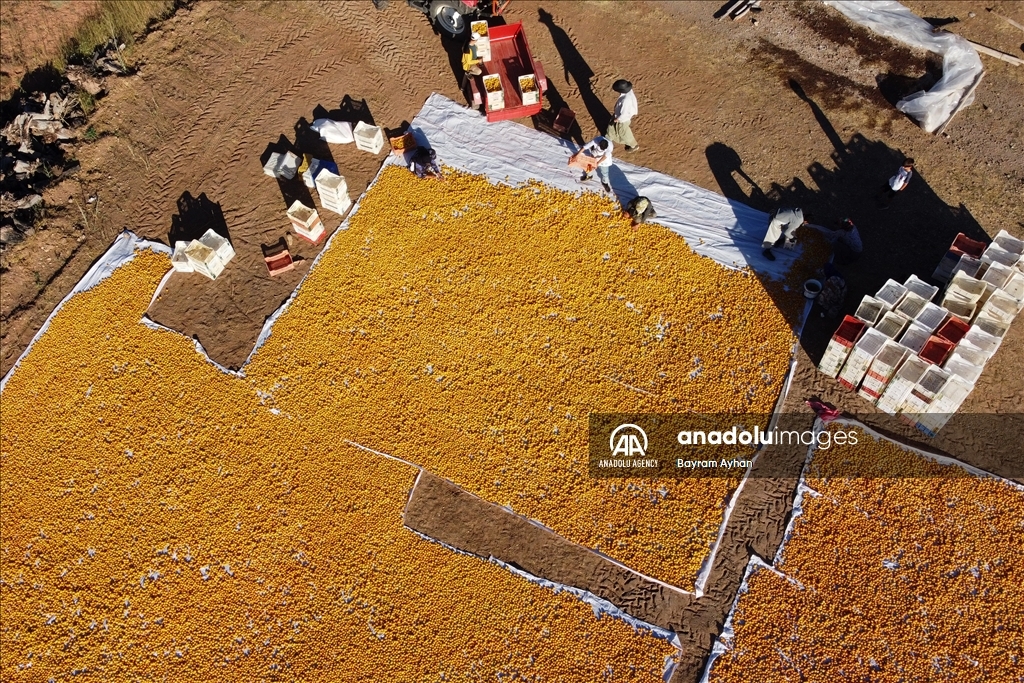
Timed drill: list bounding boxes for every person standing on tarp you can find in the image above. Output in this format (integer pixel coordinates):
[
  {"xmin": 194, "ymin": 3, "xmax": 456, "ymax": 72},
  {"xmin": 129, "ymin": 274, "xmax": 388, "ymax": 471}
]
[
  {"xmin": 878, "ymin": 157, "xmax": 914, "ymax": 209},
  {"xmin": 606, "ymin": 79, "xmax": 639, "ymax": 152},
  {"xmin": 762, "ymin": 206, "xmax": 810, "ymax": 261},
  {"xmin": 578, "ymin": 135, "xmax": 614, "ymax": 193}
]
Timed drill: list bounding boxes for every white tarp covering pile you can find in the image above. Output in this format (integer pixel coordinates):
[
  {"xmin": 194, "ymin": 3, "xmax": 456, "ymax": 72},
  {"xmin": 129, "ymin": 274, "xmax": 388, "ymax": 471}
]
[
  {"xmin": 824, "ymin": 1, "xmax": 984, "ymax": 133},
  {"xmin": 406, "ymin": 94, "xmax": 796, "ymax": 280}
]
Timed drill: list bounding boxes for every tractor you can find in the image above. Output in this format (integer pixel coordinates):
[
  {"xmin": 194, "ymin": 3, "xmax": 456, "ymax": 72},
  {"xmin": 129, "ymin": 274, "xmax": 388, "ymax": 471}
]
[{"xmin": 373, "ymin": 0, "xmax": 509, "ymax": 38}]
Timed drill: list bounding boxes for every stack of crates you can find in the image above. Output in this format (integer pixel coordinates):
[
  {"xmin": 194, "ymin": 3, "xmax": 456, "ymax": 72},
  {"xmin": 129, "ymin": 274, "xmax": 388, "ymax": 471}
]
[
  {"xmin": 896, "ymin": 321, "xmax": 931, "ymax": 354},
  {"xmin": 898, "ymin": 365, "xmax": 950, "ymax": 425},
  {"xmin": 314, "ymin": 170, "xmax": 352, "ymax": 216},
  {"xmin": 837, "ymin": 327, "xmax": 888, "ymax": 390},
  {"xmin": 353, "ymin": 122, "xmax": 385, "ymax": 154},
  {"xmin": 932, "ymin": 233, "xmax": 986, "ymax": 282},
  {"xmin": 287, "ymin": 201, "xmax": 324, "ymax": 244},
  {"xmin": 818, "ymin": 315, "xmax": 866, "ymax": 378},
  {"xmin": 172, "ymin": 229, "xmax": 235, "ymax": 280},
  {"xmin": 876, "ymin": 355, "xmax": 929, "ymax": 415},
  {"xmin": 854, "ymin": 295, "xmax": 887, "ymax": 325},
  {"xmin": 875, "ymin": 311, "xmax": 910, "ymax": 339},
  {"xmin": 917, "ymin": 374, "xmax": 975, "ymax": 436},
  {"xmin": 858, "ymin": 340, "xmax": 908, "ymax": 403}
]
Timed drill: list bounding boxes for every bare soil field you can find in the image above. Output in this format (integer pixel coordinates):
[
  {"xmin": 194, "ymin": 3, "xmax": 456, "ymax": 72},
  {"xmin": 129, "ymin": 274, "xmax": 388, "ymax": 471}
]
[{"xmin": 2, "ymin": 1, "xmax": 1022, "ymax": 681}]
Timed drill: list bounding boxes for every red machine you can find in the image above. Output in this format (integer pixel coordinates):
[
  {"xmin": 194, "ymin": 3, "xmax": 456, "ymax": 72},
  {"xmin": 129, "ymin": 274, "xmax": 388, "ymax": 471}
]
[{"xmin": 464, "ymin": 22, "xmax": 547, "ymax": 122}]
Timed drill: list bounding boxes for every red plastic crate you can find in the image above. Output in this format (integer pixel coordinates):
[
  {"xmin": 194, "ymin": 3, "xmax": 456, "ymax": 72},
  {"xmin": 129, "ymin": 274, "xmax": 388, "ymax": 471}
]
[
  {"xmin": 935, "ymin": 316, "xmax": 970, "ymax": 345},
  {"xmin": 919, "ymin": 336, "xmax": 954, "ymax": 365},
  {"xmin": 833, "ymin": 315, "xmax": 866, "ymax": 348},
  {"xmin": 950, "ymin": 233, "xmax": 986, "ymax": 258}
]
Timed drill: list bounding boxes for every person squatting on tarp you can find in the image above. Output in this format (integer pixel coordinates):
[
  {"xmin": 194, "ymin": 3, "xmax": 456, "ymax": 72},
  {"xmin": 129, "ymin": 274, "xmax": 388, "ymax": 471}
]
[
  {"xmin": 410, "ymin": 147, "xmax": 442, "ymax": 179},
  {"xmin": 825, "ymin": 218, "xmax": 863, "ymax": 264},
  {"xmin": 624, "ymin": 196, "xmax": 656, "ymax": 226},
  {"xmin": 762, "ymin": 206, "xmax": 811, "ymax": 261},
  {"xmin": 575, "ymin": 136, "xmax": 614, "ymax": 192},
  {"xmin": 878, "ymin": 157, "xmax": 914, "ymax": 209},
  {"xmin": 606, "ymin": 79, "xmax": 639, "ymax": 152}
]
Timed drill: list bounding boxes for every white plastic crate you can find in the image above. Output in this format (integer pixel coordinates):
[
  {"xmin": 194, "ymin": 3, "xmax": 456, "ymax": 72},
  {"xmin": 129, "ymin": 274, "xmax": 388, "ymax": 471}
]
[
  {"xmin": 981, "ymin": 242, "xmax": 1019, "ymax": 268},
  {"xmin": 875, "ymin": 311, "xmax": 910, "ymax": 339},
  {"xmin": 914, "ymin": 302, "xmax": 949, "ymax": 333},
  {"xmin": 518, "ymin": 74, "xmax": 540, "ymax": 106},
  {"xmin": 854, "ymin": 295, "xmax": 886, "ymax": 325},
  {"xmin": 263, "ymin": 152, "xmax": 283, "ymax": 178},
  {"xmin": 940, "ymin": 296, "xmax": 975, "ymax": 322},
  {"xmin": 277, "ymin": 152, "xmax": 299, "ymax": 180},
  {"xmin": 945, "ymin": 271, "xmax": 987, "ymax": 304},
  {"xmin": 979, "ymin": 289, "xmax": 1020, "ymax": 322},
  {"xmin": 899, "ymin": 365, "xmax": 950, "ymax": 422},
  {"xmin": 894, "ymin": 292, "xmax": 928, "ymax": 320},
  {"xmin": 993, "ymin": 229, "xmax": 1024, "ymax": 256},
  {"xmin": 980, "ymin": 261, "xmax": 1013, "ymax": 289},
  {"xmin": 943, "ymin": 355, "xmax": 983, "ymax": 385},
  {"xmin": 171, "ymin": 241, "xmax": 194, "ymax": 273},
  {"xmin": 198, "ymin": 229, "xmax": 235, "ymax": 264},
  {"xmin": 961, "ymin": 325, "xmax": 1001, "ymax": 357},
  {"xmin": 818, "ymin": 338, "xmax": 855, "ymax": 378},
  {"xmin": 315, "ymin": 170, "xmax": 349, "ymax": 200},
  {"xmin": 184, "ymin": 240, "xmax": 225, "ymax": 280},
  {"xmin": 837, "ymin": 327, "xmax": 887, "ymax": 390},
  {"xmin": 877, "ymin": 355, "xmax": 928, "ymax": 415},
  {"xmin": 875, "ymin": 279, "xmax": 907, "ymax": 309},
  {"xmin": 287, "ymin": 200, "xmax": 319, "ymax": 230},
  {"xmin": 903, "ymin": 274, "xmax": 938, "ymax": 302},
  {"xmin": 897, "ymin": 321, "xmax": 931, "ymax": 355},
  {"xmin": 1000, "ymin": 270, "xmax": 1024, "ymax": 301},
  {"xmin": 950, "ymin": 254, "xmax": 982, "ymax": 280},
  {"xmin": 483, "ymin": 75, "xmax": 504, "ymax": 111},
  {"xmin": 974, "ymin": 308, "xmax": 1010, "ymax": 339},
  {"xmin": 353, "ymin": 122, "xmax": 384, "ymax": 154},
  {"xmin": 859, "ymin": 341, "xmax": 908, "ymax": 402}
]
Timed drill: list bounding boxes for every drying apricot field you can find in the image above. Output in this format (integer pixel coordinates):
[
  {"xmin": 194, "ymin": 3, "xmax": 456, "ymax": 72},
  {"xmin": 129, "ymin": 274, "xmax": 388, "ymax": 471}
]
[
  {"xmin": 1, "ymin": 166, "xmax": 797, "ymax": 677},
  {"xmin": 706, "ymin": 425, "xmax": 1024, "ymax": 683}
]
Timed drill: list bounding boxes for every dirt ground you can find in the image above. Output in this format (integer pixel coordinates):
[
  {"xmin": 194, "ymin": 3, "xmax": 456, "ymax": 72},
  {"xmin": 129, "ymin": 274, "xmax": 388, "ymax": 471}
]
[{"xmin": 2, "ymin": 1, "xmax": 1023, "ymax": 680}]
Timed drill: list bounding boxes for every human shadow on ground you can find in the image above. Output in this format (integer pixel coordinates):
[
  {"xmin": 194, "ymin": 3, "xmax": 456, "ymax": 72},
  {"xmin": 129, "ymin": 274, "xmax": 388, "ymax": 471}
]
[
  {"xmin": 537, "ymin": 8, "xmax": 610, "ymax": 134},
  {"xmin": 312, "ymin": 95, "xmax": 376, "ymax": 127},
  {"xmin": 706, "ymin": 80, "xmax": 989, "ymax": 364},
  {"xmin": 168, "ymin": 192, "xmax": 230, "ymax": 245},
  {"xmin": 293, "ymin": 117, "xmax": 335, "ymax": 167},
  {"xmin": 607, "ymin": 165, "xmax": 638, "ymax": 208},
  {"xmin": 260, "ymin": 135, "xmax": 314, "ymax": 210}
]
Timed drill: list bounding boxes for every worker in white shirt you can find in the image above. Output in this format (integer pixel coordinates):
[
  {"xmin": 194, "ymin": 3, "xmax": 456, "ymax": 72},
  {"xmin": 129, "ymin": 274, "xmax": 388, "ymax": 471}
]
[
  {"xmin": 579, "ymin": 136, "xmax": 614, "ymax": 192},
  {"xmin": 606, "ymin": 79, "xmax": 639, "ymax": 152},
  {"xmin": 879, "ymin": 157, "xmax": 914, "ymax": 209},
  {"xmin": 762, "ymin": 206, "xmax": 811, "ymax": 261}
]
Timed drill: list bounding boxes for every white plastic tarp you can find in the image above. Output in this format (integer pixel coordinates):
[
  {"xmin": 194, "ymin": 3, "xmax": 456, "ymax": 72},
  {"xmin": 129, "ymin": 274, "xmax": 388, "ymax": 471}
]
[
  {"xmin": 823, "ymin": 1, "xmax": 984, "ymax": 133},
  {"xmin": 406, "ymin": 94, "xmax": 797, "ymax": 280}
]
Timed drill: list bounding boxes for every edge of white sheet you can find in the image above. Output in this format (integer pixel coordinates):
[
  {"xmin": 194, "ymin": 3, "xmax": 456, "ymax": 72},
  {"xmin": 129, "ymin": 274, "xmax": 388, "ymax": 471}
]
[
  {"xmin": 0, "ymin": 231, "xmax": 170, "ymax": 393},
  {"xmin": 406, "ymin": 94, "xmax": 797, "ymax": 280},
  {"xmin": 823, "ymin": 1, "xmax": 983, "ymax": 133},
  {"xmin": 698, "ymin": 415, "xmax": 1023, "ymax": 682}
]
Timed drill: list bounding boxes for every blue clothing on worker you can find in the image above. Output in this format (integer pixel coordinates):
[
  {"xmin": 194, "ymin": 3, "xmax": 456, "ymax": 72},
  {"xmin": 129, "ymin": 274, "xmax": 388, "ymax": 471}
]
[{"xmin": 410, "ymin": 147, "xmax": 441, "ymax": 179}]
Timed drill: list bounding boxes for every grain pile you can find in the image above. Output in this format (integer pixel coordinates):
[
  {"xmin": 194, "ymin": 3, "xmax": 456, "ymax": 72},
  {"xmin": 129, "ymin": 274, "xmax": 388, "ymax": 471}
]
[
  {"xmin": 0, "ymin": 251, "xmax": 675, "ymax": 680},
  {"xmin": 244, "ymin": 166, "xmax": 796, "ymax": 586},
  {"xmin": 707, "ymin": 426, "xmax": 1024, "ymax": 683}
]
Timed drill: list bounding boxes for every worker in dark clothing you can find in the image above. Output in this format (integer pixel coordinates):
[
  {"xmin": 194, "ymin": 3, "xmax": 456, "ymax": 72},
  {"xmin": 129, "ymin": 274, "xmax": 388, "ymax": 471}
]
[
  {"xmin": 624, "ymin": 196, "xmax": 656, "ymax": 226},
  {"xmin": 409, "ymin": 147, "xmax": 442, "ymax": 179}
]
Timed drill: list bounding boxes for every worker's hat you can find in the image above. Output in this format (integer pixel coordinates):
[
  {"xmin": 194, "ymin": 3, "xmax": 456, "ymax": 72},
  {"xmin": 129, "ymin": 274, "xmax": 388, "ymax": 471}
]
[
  {"xmin": 612, "ymin": 79, "xmax": 632, "ymax": 93},
  {"xmin": 471, "ymin": 32, "xmax": 481, "ymax": 40}
]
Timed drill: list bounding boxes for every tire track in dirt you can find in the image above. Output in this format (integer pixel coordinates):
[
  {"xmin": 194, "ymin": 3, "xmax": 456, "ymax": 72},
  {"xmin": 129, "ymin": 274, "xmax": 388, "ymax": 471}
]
[{"xmin": 140, "ymin": 13, "xmax": 320, "ymax": 229}]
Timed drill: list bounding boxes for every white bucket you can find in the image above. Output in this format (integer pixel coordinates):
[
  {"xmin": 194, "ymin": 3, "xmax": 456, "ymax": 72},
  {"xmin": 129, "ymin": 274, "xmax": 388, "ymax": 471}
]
[{"xmin": 804, "ymin": 279, "xmax": 822, "ymax": 299}]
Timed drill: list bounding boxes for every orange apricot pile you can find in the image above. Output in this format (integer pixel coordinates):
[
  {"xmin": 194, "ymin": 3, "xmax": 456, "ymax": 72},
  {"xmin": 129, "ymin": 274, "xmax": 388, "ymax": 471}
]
[
  {"xmin": 0, "ymin": 251, "xmax": 675, "ymax": 680},
  {"xmin": 243, "ymin": 166, "xmax": 796, "ymax": 585},
  {"xmin": 708, "ymin": 426, "xmax": 1024, "ymax": 682}
]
